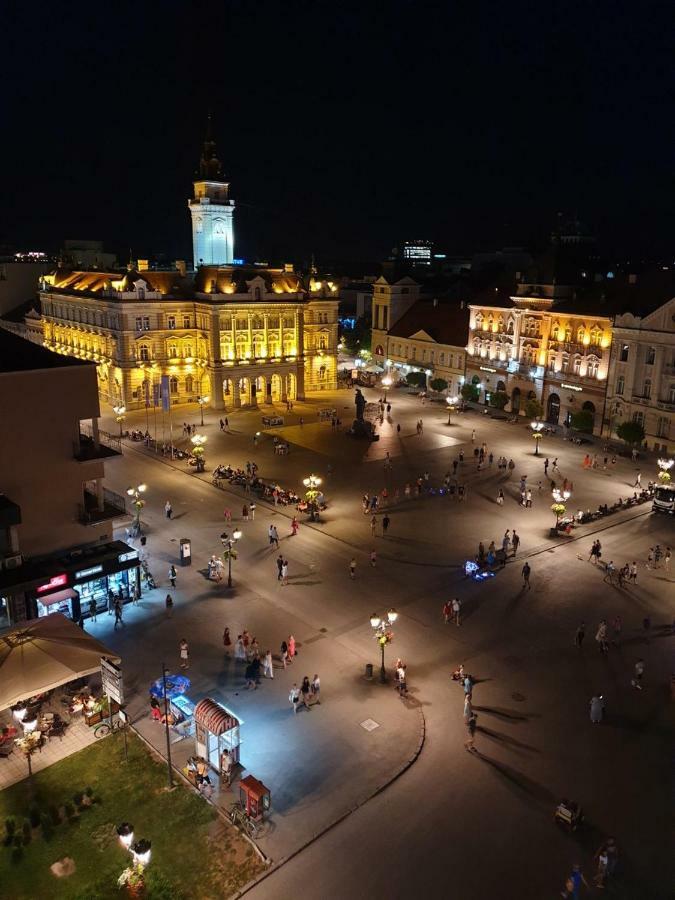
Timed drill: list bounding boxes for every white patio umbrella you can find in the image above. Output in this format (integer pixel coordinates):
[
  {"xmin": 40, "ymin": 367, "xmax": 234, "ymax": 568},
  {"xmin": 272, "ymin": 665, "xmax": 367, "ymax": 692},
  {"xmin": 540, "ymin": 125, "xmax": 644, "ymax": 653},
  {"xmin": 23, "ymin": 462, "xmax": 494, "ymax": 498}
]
[{"xmin": 0, "ymin": 614, "xmax": 120, "ymax": 710}]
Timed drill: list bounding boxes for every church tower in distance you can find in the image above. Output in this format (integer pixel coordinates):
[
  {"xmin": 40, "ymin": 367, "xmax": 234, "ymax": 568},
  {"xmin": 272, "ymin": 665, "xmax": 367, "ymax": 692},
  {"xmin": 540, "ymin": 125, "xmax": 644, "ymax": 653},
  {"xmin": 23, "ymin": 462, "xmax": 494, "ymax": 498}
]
[{"xmin": 188, "ymin": 117, "xmax": 235, "ymax": 267}]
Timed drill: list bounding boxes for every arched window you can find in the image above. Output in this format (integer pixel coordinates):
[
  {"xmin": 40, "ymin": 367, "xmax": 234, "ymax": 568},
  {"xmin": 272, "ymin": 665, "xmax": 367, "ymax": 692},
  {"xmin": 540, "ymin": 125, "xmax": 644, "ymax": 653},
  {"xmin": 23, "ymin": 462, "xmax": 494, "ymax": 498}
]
[
  {"xmin": 268, "ymin": 337, "xmax": 279, "ymax": 357},
  {"xmin": 590, "ymin": 327, "xmax": 601, "ymax": 345},
  {"xmin": 318, "ymin": 365, "xmax": 326, "ymax": 381},
  {"xmin": 577, "ymin": 326, "xmax": 585, "ymax": 342},
  {"xmin": 551, "ymin": 323, "xmax": 559, "ymax": 340},
  {"xmin": 643, "ymin": 378, "xmax": 651, "ymax": 398},
  {"xmin": 236, "ymin": 336, "xmax": 247, "ymax": 358},
  {"xmin": 573, "ymin": 356, "xmax": 582, "ymax": 374},
  {"xmin": 565, "ymin": 325, "xmax": 572, "ymax": 342},
  {"xmin": 283, "ymin": 335, "xmax": 294, "ymax": 355},
  {"xmin": 185, "ymin": 375, "xmax": 194, "ymax": 394},
  {"xmin": 253, "ymin": 336, "xmax": 264, "ymax": 357},
  {"xmin": 507, "ymin": 318, "xmax": 514, "ymax": 334},
  {"xmin": 475, "ymin": 312, "xmax": 484, "ymax": 329},
  {"xmin": 586, "ymin": 357, "xmax": 599, "ymax": 378},
  {"xmin": 170, "ymin": 376, "xmax": 178, "ymax": 395}
]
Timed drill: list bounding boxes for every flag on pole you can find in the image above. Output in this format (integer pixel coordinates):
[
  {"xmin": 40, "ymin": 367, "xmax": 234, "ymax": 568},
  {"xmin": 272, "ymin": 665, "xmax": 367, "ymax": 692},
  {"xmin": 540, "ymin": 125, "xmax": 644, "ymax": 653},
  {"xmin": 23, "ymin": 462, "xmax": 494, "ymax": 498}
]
[{"xmin": 161, "ymin": 375, "xmax": 170, "ymax": 412}]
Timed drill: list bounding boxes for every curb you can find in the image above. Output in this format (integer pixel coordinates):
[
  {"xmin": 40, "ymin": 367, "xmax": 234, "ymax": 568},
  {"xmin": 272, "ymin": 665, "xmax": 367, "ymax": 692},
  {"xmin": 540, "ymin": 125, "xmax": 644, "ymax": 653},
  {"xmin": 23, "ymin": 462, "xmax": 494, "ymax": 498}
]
[{"xmin": 231, "ymin": 705, "xmax": 426, "ymax": 898}]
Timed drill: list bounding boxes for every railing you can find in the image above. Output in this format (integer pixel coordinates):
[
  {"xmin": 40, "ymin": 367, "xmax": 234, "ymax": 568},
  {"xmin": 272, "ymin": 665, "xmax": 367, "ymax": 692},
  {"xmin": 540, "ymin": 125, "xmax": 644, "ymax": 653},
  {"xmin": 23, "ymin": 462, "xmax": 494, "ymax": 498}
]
[
  {"xmin": 656, "ymin": 398, "xmax": 675, "ymax": 411},
  {"xmin": 78, "ymin": 488, "xmax": 127, "ymax": 524},
  {"xmin": 74, "ymin": 424, "xmax": 122, "ymax": 460}
]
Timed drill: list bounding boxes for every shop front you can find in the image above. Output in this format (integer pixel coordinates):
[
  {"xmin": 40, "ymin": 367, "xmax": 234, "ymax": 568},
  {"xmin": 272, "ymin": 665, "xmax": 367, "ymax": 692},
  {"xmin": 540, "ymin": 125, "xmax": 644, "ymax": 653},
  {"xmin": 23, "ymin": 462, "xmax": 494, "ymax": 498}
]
[{"xmin": 0, "ymin": 540, "xmax": 140, "ymax": 625}]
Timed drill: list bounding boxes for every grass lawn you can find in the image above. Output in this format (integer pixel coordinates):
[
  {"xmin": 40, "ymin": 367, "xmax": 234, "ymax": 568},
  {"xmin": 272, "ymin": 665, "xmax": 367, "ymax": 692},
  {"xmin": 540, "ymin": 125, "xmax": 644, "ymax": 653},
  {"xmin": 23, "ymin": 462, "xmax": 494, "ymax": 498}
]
[{"xmin": 0, "ymin": 732, "xmax": 264, "ymax": 899}]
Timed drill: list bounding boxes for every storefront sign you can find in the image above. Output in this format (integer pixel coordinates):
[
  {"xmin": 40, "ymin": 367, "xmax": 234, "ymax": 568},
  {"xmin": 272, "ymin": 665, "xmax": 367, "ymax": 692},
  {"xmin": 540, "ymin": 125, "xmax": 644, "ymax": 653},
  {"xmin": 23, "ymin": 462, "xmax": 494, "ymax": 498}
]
[
  {"xmin": 101, "ymin": 656, "xmax": 124, "ymax": 705},
  {"xmin": 74, "ymin": 565, "xmax": 103, "ymax": 580},
  {"xmin": 36, "ymin": 574, "xmax": 68, "ymax": 594},
  {"xmin": 480, "ymin": 366, "xmax": 497, "ymax": 373},
  {"xmin": 561, "ymin": 383, "xmax": 583, "ymax": 392},
  {"xmin": 118, "ymin": 551, "xmax": 138, "ymax": 564}
]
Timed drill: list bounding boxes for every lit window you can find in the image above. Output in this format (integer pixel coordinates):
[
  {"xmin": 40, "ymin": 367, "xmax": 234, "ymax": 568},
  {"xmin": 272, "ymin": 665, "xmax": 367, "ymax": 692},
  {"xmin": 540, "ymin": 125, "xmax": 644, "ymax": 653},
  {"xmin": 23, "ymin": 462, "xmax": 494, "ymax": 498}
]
[
  {"xmin": 139, "ymin": 344, "xmax": 150, "ymax": 361},
  {"xmin": 183, "ymin": 315, "xmax": 190, "ymax": 328},
  {"xmin": 620, "ymin": 344, "xmax": 629, "ymax": 362},
  {"xmin": 170, "ymin": 376, "xmax": 178, "ymax": 394}
]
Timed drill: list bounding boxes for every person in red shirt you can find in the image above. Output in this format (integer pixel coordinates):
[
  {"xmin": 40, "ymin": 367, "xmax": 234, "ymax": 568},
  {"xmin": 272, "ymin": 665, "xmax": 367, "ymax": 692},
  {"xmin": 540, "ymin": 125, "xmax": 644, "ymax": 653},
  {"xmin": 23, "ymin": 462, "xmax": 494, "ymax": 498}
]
[{"xmin": 443, "ymin": 600, "xmax": 453, "ymax": 625}]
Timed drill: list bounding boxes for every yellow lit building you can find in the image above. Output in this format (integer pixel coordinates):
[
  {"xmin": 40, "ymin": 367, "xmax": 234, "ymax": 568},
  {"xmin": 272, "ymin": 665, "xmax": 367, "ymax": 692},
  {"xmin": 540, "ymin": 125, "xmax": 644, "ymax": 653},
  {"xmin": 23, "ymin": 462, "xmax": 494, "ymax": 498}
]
[
  {"xmin": 32, "ymin": 129, "xmax": 339, "ymax": 411},
  {"xmin": 37, "ymin": 264, "xmax": 338, "ymax": 410}
]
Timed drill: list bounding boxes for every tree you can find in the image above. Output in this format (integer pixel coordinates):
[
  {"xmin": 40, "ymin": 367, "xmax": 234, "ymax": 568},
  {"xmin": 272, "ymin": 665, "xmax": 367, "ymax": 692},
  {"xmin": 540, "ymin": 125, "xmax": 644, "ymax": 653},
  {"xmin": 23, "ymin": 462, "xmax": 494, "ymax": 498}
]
[
  {"xmin": 461, "ymin": 383, "xmax": 479, "ymax": 402},
  {"xmin": 617, "ymin": 420, "xmax": 645, "ymax": 446},
  {"xmin": 429, "ymin": 377, "xmax": 448, "ymax": 392},
  {"xmin": 342, "ymin": 314, "xmax": 371, "ymax": 355},
  {"xmin": 524, "ymin": 399, "xmax": 543, "ymax": 419},
  {"xmin": 489, "ymin": 391, "xmax": 509, "ymax": 410},
  {"xmin": 570, "ymin": 410, "xmax": 594, "ymax": 434},
  {"xmin": 406, "ymin": 371, "xmax": 427, "ymax": 388}
]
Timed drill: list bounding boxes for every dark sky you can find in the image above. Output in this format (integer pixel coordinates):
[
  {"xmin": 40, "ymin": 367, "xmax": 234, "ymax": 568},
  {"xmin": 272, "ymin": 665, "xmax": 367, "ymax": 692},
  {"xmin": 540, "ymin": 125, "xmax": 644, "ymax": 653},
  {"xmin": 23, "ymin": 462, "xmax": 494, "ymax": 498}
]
[{"xmin": 2, "ymin": 1, "xmax": 673, "ymax": 265}]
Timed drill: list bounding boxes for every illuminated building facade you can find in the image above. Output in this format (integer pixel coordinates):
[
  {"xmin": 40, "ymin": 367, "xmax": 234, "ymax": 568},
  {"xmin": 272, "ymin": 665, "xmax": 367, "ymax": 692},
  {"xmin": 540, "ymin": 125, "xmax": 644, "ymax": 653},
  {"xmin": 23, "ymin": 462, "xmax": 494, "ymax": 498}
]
[
  {"xmin": 188, "ymin": 124, "xmax": 235, "ymax": 266},
  {"xmin": 37, "ymin": 264, "xmax": 338, "ymax": 411}
]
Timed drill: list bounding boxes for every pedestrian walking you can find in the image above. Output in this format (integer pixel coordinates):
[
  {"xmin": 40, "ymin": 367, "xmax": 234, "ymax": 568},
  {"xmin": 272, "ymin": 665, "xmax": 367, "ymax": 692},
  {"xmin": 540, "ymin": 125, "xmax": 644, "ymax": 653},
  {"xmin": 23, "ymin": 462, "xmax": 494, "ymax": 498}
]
[
  {"xmin": 291, "ymin": 516, "xmax": 299, "ymax": 536},
  {"xmin": 179, "ymin": 639, "xmax": 189, "ymax": 669},
  {"xmin": 223, "ymin": 627, "xmax": 232, "ymax": 656},
  {"xmin": 219, "ymin": 418, "xmax": 225, "ymax": 431},
  {"xmin": 349, "ymin": 557, "xmax": 356, "ymax": 579},
  {"xmin": 242, "ymin": 504, "xmax": 249, "ymax": 521},
  {"xmin": 631, "ymin": 658, "xmax": 645, "ymax": 690},
  {"xmin": 165, "ymin": 499, "xmax": 173, "ymax": 519},
  {"xmin": 370, "ymin": 549, "xmax": 377, "ymax": 567},
  {"xmin": 280, "ymin": 640, "xmax": 290, "ymax": 668},
  {"xmin": 590, "ymin": 695, "xmax": 604, "ymax": 724},
  {"xmin": 452, "ymin": 597, "xmax": 461, "ymax": 626},
  {"xmin": 289, "ymin": 683, "xmax": 301, "ymax": 713},
  {"xmin": 165, "ymin": 593, "xmax": 173, "ymax": 617},
  {"xmin": 371, "ymin": 515, "xmax": 377, "ymax": 536},
  {"xmin": 595, "ymin": 620, "xmax": 608, "ymax": 654},
  {"xmin": 262, "ymin": 649, "xmax": 274, "ymax": 679},
  {"xmin": 463, "ymin": 693, "xmax": 473, "ymax": 722},
  {"xmin": 113, "ymin": 599, "xmax": 124, "ymax": 629},
  {"xmin": 574, "ymin": 621, "xmax": 585, "ymax": 648},
  {"xmin": 443, "ymin": 599, "xmax": 453, "ymax": 624},
  {"xmin": 629, "ymin": 560, "xmax": 638, "ymax": 582},
  {"xmin": 521, "ymin": 561, "xmax": 531, "ymax": 589},
  {"xmin": 525, "ymin": 489, "xmax": 532, "ymax": 508},
  {"xmin": 382, "ymin": 514, "xmax": 390, "ymax": 535},
  {"xmin": 512, "ymin": 530, "xmax": 520, "ymax": 556},
  {"xmin": 544, "ymin": 457, "xmax": 549, "ymax": 476},
  {"xmin": 464, "ymin": 712, "xmax": 478, "ymax": 752},
  {"xmin": 665, "ymin": 546, "xmax": 672, "ymax": 572},
  {"xmin": 552, "ymin": 457, "xmax": 559, "ymax": 473},
  {"xmin": 634, "ymin": 470, "xmax": 642, "ymax": 487},
  {"xmin": 224, "ymin": 507, "xmax": 232, "ymax": 523},
  {"xmin": 300, "ymin": 676, "xmax": 312, "ymax": 710},
  {"xmin": 132, "ymin": 582, "xmax": 140, "ymax": 605},
  {"xmin": 311, "ymin": 673, "xmax": 321, "ymax": 704},
  {"xmin": 396, "ymin": 662, "xmax": 408, "ymax": 696},
  {"xmin": 496, "ymin": 488, "xmax": 504, "ymax": 505},
  {"xmin": 271, "ymin": 525, "xmax": 279, "ymax": 548},
  {"xmin": 249, "ymin": 502, "xmax": 256, "ymax": 520},
  {"xmin": 611, "ymin": 615, "xmax": 622, "ymax": 646},
  {"xmin": 168, "ymin": 564, "xmax": 177, "ymax": 588},
  {"xmin": 276, "ymin": 554, "xmax": 284, "ymax": 580},
  {"xmin": 88, "ymin": 598, "xmax": 97, "ymax": 622},
  {"xmin": 281, "ymin": 559, "xmax": 289, "ymax": 585}
]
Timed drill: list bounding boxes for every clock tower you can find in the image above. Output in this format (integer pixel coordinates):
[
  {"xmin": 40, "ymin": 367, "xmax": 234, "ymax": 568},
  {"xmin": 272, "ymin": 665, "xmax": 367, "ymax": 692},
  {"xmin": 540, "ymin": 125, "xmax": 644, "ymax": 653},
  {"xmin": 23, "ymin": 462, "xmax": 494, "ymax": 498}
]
[{"xmin": 188, "ymin": 119, "xmax": 235, "ymax": 267}]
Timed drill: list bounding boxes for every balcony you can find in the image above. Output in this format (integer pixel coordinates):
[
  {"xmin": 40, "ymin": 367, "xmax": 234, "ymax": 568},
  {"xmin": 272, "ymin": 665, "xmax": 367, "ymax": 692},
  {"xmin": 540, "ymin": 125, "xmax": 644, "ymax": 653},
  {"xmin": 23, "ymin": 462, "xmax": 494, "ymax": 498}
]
[
  {"xmin": 656, "ymin": 398, "xmax": 675, "ymax": 411},
  {"xmin": 631, "ymin": 394, "xmax": 652, "ymax": 406},
  {"xmin": 74, "ymin": 427, "xmax": 121, "ymax": 461},
  {"xmin": 78, "ymin": 488, "xmax": 127, "ymax": 525}
]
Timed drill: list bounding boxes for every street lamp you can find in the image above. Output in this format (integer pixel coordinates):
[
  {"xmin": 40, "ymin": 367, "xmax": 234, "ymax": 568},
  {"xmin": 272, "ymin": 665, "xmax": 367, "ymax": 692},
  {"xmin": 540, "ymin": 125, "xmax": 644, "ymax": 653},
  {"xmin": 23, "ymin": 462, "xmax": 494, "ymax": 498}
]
[
  {"xmin": 126, "ymin": 483, "xmax": 147, "ymax": 535},
  {"xmin": 531, "ymin": 420, "xmax": 544, "ymax": 455},
  {"xmin": 131, "ymin": 839, "xmax": 152, "ymax": 866},
  {"xmin": 657, "ymin": 457, "xmax": 673, "ymax": 484},
  {"xmin": 113, "ymin": 405, "xmax": 126, "ymax": 437},
  {"xmin": 197, "ymin": 394, "xmax": 210, "ymax": 426},
  {"xmin": 190, "ymin": 432, "xmax": 207, "ymax": 472},
  {"xmin": 221, "ymin": 529, "xmax": 242, "ymax": 588},
  {"xmin": 551, "ymin": 487, "xmax": 571, "ymax": 527},
  {"xmin": 369, "ymin": 608, "xmax": 398, "ymax": 683},
  {"xmin": 117, "ymin": 823, "xmax": 135, "ymax": 849},
  {"xmin": 302, "ymin": 474, "xmax": 323, "ymax": 521},
  {"xmin": 381, "ymin": 375, "xmax": 392, "ymax": 403},
  {"xmin": 446, "ymin": 394, "xmax": 459, "ymax": 425}
]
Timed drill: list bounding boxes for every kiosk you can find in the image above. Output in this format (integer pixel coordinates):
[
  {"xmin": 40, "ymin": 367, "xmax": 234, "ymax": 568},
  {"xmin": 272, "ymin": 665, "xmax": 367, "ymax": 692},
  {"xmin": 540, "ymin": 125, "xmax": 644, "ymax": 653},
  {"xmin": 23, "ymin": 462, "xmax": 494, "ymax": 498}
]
[
  {"xmin": 194, "ymin": 698, "xmax": 242, "ymax": 773},
  {"xmin": 239, "ymin": 775, "xmax": 271, "ymax": 821}
]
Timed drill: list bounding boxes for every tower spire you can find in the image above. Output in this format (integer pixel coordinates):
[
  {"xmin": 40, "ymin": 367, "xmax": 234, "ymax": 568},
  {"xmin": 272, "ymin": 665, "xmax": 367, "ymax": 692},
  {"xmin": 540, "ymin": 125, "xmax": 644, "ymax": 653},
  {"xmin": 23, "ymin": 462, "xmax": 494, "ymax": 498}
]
[{"xmin": 199, "ymin": 112, "xmax": 223, "ymax": 180}]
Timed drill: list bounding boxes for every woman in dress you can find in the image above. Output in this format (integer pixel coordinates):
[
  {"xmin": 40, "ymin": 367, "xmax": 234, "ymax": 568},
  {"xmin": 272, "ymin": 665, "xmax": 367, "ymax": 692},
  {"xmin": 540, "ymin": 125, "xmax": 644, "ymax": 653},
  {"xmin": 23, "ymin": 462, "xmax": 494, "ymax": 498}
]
[{"xmin": 223, "ymin": 627, "xmax": 232, "ymax": 657}]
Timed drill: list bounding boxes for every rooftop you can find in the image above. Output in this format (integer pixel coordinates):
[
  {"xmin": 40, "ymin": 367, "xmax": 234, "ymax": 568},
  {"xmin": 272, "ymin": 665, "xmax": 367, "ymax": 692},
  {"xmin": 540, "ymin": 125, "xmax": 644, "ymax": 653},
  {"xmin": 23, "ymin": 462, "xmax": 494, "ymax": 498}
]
[
  {"xmin": 388, "ymin": 300, "xmax": 470, "ymax": 347},
  {"xmin": 0, "ymin": 328, "xmax": 92, "ymax": 374}
]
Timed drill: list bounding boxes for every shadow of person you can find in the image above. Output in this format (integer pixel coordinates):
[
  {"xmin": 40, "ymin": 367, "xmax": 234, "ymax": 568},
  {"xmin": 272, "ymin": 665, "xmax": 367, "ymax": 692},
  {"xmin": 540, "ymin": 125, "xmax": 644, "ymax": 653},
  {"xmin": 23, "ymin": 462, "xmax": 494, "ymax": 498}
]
[
  {"xmin": 475, "ymin": 725, "xmax": 540, "ymax": 753},
  {"xmin": 476, "ymin": 753, "xmax": 557, "ymax": 808}
]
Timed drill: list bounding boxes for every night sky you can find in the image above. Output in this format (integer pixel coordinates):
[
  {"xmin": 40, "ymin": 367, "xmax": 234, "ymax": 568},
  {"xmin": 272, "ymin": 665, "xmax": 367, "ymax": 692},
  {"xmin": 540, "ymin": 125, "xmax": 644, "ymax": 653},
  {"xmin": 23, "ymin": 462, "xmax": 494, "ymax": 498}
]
[{"xmin": 2, "ymin": 1, "xmax": 673, "ymax": 265}]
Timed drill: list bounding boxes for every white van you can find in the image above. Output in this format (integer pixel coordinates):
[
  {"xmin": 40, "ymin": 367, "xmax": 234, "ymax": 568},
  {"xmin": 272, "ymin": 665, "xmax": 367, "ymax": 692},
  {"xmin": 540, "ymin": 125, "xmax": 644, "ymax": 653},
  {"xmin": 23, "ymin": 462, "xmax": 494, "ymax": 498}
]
[{"xmin": 653, "ymin": 484, "xmax": 675, "ymax": 515}]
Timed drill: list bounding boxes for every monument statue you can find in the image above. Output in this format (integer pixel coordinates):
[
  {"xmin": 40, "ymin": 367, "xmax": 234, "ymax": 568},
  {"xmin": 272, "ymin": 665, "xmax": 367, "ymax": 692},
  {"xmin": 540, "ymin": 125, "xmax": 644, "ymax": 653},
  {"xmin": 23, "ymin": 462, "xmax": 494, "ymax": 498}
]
[{"xmin": 354, "ymin": 388, "xmax": 366, "ymax": 422}]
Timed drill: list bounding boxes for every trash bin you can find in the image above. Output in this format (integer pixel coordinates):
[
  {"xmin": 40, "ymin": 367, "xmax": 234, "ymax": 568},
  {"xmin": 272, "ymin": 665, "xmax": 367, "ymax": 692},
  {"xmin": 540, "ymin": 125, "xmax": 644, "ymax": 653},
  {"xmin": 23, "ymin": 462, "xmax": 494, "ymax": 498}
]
[
  {"xmin": 365, "ymin": 663, "xmax": 373, "ymax": 680},
  {"xmin": 179, "ymin": 538, "xmax": 192, "ymax": 567}
]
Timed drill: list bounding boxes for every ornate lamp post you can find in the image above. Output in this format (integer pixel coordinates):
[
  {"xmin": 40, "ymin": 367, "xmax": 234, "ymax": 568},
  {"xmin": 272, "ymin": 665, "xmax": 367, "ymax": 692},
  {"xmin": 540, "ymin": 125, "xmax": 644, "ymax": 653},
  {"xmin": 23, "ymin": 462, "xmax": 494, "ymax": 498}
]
[
  {"xmin": 126, "ymin": 483, "xmax": 147, "ymax": 534},
  {"xmin": 381, "ymin": 375, "xmax": 392, "ymax": 403},
  {"xmin": 446, "ymin": 394, "xmax": 459, "ymax": 425},
  {"xmin": 531, "ymin": 420, "xmax": 544, "ymax": 455},
  {"xmin": 221, "ymin": 529, "xmax": 242, "ymax": 588},
  {"xmin": 113, "ymin": 404, "xmax": 126, "ymax": 437},
  {"xmin": 190, "ymin": 433, "xmax": 207, "ymax": 472},
  {"xmin": 302, "ymin": 474, "xmax": 323, "ymax": 521},
  {"xmin": 369, "ymin": 608, "xmax": 398, "ymax": 683},
  {"xmin": 657, "ymin": 457, "xmax": 673, "ymax": 484},
  {"xmin": 551, "ymin": 488, "xmax": 571, "ymax": 527},
  {"xmin": 197, "ymin": 394, "xmax": 210, "ymax": 427}
]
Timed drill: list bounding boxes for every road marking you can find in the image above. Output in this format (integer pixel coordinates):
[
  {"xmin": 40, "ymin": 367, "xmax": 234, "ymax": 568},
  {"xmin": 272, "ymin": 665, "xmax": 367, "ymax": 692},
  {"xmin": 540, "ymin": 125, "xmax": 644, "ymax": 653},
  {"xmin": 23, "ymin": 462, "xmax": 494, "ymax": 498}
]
[{"xmin": 360, "ymin": 718, "xmax": 380, "ymax": 732}]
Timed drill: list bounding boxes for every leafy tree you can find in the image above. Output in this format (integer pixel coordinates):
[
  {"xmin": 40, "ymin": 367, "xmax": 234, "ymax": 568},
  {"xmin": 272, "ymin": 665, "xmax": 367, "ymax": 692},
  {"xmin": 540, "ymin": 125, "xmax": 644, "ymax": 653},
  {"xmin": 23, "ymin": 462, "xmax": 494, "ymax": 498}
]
[
  {"xmin": 461, "ymin": 383, "xmax": 479, "ymax": 402},
  {"xmin": 429, "ymin": 378, "xmax": 448, "ymax": 392},
  {"xmin": 524, "ymin": 399, "xmax": 543, "ymax": 419},
  {"xmin": 570, "ymin": 410, "xmax": 594, "ymax": 434},
  {"xmin": 342, "ymin": 315, "xmax": 371, "ymax": 355},
  {"xmin": 406, "ymin": 371, "xmax": 427, "ymax": 388},
  {"xmin": 617, "ymin": 420, "xmax": 645, "ymax": 446},
  {"xmin": 489, "ymin": 391, "xmax": 509, "ymax": 409}
]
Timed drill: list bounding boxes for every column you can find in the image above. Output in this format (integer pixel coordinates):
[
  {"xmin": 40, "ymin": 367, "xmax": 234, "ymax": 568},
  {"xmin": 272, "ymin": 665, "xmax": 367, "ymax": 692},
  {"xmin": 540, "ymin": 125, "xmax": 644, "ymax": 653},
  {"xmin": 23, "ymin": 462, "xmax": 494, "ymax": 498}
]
[
  {"xmin": 209, "ymin": 368, "xmax": 225, "ymax": 409},
  {"xmin": 232, "ymin": 378, "xmax": 241, "ymax": 408},
  {"xmin": 296, "ymin": 310, "xmax": 306, "ymax": 399},
  {"xmin": 208, "ymin": 308, "xmax": 225, "ymax": 409},
  {"xmin": 96, "ymin": 478, "xmax": 105, "ymax": 513}
]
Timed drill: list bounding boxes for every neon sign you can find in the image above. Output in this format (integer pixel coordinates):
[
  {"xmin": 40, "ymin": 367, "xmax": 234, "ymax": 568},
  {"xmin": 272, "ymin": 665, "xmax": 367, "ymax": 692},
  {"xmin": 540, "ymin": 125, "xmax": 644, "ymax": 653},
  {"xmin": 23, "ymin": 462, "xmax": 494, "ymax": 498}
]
[{"xmin": 36, "ymin": 574, "xmax": 68, "ymax": 593}]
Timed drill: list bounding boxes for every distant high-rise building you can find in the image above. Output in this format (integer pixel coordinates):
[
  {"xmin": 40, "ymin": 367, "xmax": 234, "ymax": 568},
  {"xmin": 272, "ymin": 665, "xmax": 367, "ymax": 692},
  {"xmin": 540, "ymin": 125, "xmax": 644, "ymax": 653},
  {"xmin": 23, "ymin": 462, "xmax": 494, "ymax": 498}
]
[
  {"xmin": 399, "ymin": 240, "xmax": 433, "ymax": 267},
  {"xmin": 188, "ymin": 117, "xmax": 235, "ymax": 267}
]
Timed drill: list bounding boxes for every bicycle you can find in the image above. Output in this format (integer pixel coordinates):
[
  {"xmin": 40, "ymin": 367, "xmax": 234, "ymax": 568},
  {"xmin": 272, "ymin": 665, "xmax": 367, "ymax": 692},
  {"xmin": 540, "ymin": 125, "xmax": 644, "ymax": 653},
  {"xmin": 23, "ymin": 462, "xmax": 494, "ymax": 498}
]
[
  {"xmin": 93, "ymin": 717, "xmax": 125, "ymax": 739},
  {"xmin": 228, "ymin": 802, "xmax": 265, "ymax": 838}
]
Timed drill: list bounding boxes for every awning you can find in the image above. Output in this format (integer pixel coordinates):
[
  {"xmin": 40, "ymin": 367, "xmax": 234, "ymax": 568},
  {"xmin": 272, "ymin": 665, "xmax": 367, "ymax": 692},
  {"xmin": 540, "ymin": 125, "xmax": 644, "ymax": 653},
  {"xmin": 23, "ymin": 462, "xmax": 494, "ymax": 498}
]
[
  {"xmin": 194, "ymin": 698, "xmax": 240, "ymax": 735},
  {"xmin": 38, "ymin": 589, "xmax": 78, "ymax": 607},
  {"xmin": 0, "ymin": 613, "xmax": 120, "ymax": 710}
]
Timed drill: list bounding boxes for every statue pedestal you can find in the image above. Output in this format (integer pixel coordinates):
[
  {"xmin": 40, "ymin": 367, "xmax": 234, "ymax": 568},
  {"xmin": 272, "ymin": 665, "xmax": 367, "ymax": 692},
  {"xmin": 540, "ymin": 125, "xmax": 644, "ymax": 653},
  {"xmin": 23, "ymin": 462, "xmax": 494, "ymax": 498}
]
[{"xmin": 349, "ymin": 419, "xmax": 378, "ymax": 440}]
